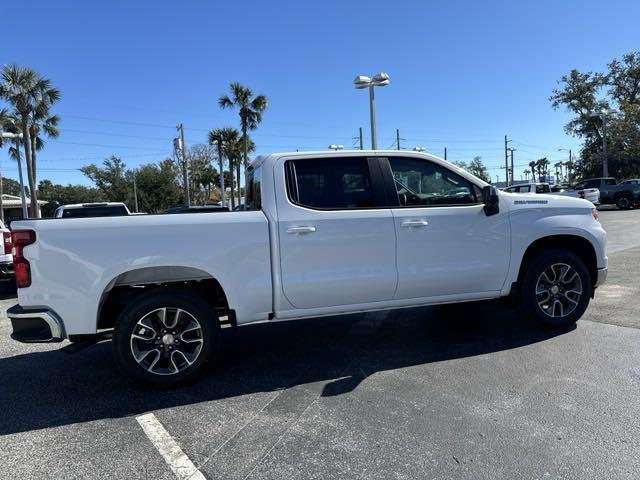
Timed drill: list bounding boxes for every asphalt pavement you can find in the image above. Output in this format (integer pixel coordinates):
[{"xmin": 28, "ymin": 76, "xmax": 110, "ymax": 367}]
[{"xmin": 0, "ymin": 208, "xmax": 639, "ymax": 479}]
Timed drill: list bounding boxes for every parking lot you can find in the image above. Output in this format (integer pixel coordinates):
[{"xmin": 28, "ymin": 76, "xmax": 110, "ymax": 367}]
[{"xmin": 0, "ymin": 208, "xmax": 639, "ymax": 480}]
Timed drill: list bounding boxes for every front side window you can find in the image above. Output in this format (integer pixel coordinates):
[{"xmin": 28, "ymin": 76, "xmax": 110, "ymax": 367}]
[
  {"xmin": 286, "ymin": 157, "xmax": 375, "ymax": 209},
  {"xmin": 388, "ymin": 157, "xmax": 480, "ymax": 206},
  {"xmin": 536, "ymin": 184, "xmax": 550, "ymax": 193}
]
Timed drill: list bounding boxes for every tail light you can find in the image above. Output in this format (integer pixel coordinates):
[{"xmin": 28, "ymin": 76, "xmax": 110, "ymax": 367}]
[
  {"xmin": 3, "ymin": 232, "xmax": 11, "ymax": 255},
  {"xmin": 12, "ymin": 230, "xmax": 36, "ymax": 288}
]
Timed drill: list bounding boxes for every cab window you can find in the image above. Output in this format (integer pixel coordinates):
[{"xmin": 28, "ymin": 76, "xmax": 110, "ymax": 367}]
[
  {"xmin": 285, "ymin": 157, "xmax": 376, "ymax": 210},
  {"xmin": 388, "ymin": 157, "xmax": 480, "ymax": 206}
]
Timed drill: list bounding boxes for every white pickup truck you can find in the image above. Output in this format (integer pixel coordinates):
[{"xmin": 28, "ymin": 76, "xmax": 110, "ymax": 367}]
[
  {"xmin": 503, "ymin": 182, "xmax": 601, "ymax": 205},
  {"xmin": 8, "ymin": 151, "xmax": 608, "ymax": 386}
]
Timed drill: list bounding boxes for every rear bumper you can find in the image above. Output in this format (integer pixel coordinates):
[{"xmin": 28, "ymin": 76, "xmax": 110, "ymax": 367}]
[{"xmin": 8, "ymin": 305, "xmax": 66, "ymax": 343}]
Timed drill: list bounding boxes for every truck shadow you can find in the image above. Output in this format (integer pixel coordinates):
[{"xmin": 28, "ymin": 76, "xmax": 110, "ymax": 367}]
[{"xmin": 0, "ymin": 302, "xmax": 571, "ymax": 435}]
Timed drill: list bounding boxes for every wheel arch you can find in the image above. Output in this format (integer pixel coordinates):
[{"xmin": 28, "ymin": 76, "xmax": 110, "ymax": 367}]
[
  {"xmin": 516, "ymin": 235, "xmax": 598, "ymax": 288},
  {"xmin": 96, "ymin": 266, "xmax": 233, "ymax": 331}
]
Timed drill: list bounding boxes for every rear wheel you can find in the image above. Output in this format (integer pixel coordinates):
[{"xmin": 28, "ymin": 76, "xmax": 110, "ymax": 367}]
[
  {"xmin": 615, "ymin": 194, "xmax": 633, "ymax": 209},
  {"xmin": 518, "ymin": 248, "xmax": 592, "ymax": 328},
  {"xmin": 112, "ymin": 289, "xmax": 220, "ymax": 386}
]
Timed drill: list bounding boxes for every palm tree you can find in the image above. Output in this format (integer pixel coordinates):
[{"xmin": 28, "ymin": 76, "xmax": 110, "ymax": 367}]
[
  {"xmin": 528, "ymin": 161, "xmax": 537, "ymax": 182},
  {"xmin": 218, "ymin": 82, "xmax": 267, "ymax": 191},
  {"xmin": 29, "ymin": 107, "xmax": 59, "ymax": 184},
  {"xmin": 536, "ymin": 157, "xmax": 550, "ymax": 182},
  {"xmin": 225, "ymin": 134, "xmax": 255, "ymax": 206},
  {"xmin": 0, "ymin": 64, "xmax": 60, "ymax": 217},
  {"xmin": 208, "ymin": 127, "xmax": 239, "ymax": 207},
  {"xmin": 523, "ymin": 169, "xmax": 531, "ymax": 181}
]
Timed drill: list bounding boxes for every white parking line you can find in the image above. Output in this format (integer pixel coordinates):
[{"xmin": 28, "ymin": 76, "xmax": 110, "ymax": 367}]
[{"xmin": 136, "ymin": 412, "xmax": 206, "ymax": 480}]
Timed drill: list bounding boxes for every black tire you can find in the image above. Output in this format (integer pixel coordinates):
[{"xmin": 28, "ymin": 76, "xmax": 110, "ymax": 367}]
[
  {"xmin": 518, "ymin": 248, "xmax": 592, "ymax": 329},
  {"xmin": 112, "ymin": 288, "xmax": 220, "ymax": 387},
  {"xmin": 615, "ymin": 194, "xmax": 633, "ymax": 210}
]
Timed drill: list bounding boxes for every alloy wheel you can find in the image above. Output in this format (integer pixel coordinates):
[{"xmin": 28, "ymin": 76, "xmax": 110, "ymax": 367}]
[
  {"xmin": 130, "ymin": 307, "xmax": 204, "ymax": 375},
  {"xmin": 535, "ymin": 263, "xmax": 583, "ymax": 318}
]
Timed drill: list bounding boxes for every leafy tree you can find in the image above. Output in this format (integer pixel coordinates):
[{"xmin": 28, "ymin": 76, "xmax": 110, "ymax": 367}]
[
  {"xmin": 130, "ymin": 160, "xmax": 182, "ymax": 213},
  {"xmin": 0, "ymin": 64, "xmax": 60, "ymax": 217},
  {"xmin": 80, "ymin": 156, "xmax": 130, "ymax": 202},
  {"xmin": 81, "ymin": 156, "xmax": 183, "ymax": 213},
  {"xmin": 550, "ymin": 51, "xmax": 640, "ymax": 179},
  {"xmin": 218, "ymin": 82, "xmax": 267, "ymax": 191},
  {"xmin": 453, "ymin": 156, "xmax": 490, "ymax": 182},
  {"xmin": 187, "ymin": 144, "xmax": 219, "ymax": 204}
]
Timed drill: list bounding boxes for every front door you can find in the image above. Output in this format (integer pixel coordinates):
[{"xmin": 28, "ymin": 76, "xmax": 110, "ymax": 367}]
[
  {"xmin": 276, "ymin": 155, "xmax": 397, "ymax": 309},
  {"xmin": 384, "ymin": 156, "xmax": 510, "ymax": 300}
]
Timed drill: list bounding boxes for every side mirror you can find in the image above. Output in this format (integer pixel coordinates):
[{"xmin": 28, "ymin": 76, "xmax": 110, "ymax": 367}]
[{"xmin": 483, "ymin": 185, "xmax": 499, "ymax": 216}]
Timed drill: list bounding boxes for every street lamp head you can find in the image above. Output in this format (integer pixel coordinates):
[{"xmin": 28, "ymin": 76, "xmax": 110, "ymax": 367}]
[
  {"xmin": 1, "ymin": 132, "xmax": 23, "ymax": 139},
  {"xmin": 353, "ymin": 75, "xmax": 371, "ymax": 89},
  {"xmin": 371, "ymin": 72, "xmax": 390, "ymax": 87}
]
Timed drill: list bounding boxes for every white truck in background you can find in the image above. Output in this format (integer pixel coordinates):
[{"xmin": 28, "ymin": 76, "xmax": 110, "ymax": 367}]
[
  {"xmin": 503, "ymin": 182, "xmax": 601, "ymax": 205},
  {"xmin": 8, "ymin": 151, "xmax": 607, "ymax": 386}
]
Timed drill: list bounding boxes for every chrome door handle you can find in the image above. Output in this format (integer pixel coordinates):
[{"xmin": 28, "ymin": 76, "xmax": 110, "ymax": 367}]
[
  {"xmin": 286, "ymin": 226, "xmax": 317, "ymax": 234},
  {"xmin": 401, "ymin": 219, "xmax": 429, "ymax": 228}
]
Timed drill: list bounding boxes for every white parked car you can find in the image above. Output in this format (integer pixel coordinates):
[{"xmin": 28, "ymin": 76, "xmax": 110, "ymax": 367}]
[
  {"xmin": 8, "ymin": 151, "xmax": 608, "ymax": 385},
  {"xmin": 54, "ymin": 202, "xmax": 130, "ymax": 218},
  {"xmin": 503, "ymin": 182, "xmax": 600, "ymax": 205},
  {"xmin": 0, "ymin": 219, "xmax": 13, "ymax": 281}
]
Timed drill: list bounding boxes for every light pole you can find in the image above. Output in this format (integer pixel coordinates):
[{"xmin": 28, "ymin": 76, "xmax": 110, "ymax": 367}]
[
  {"xmin": 328, "ymin": 144, "xmax": 344, "ymax": 151},
  {"xmin": 1, "ymin": 132, "xmax": 28, "ymax": 219},
  {"xmin": 558, "ymin": 148, "xmax": 573, "ymax": 184},
  {"xmin": 354, "ymin": 73, "xmax": 390, "ymax": 150},
  {"xmin": 589, "ymin": 109, "xmax": 618, "ymax": 178}
]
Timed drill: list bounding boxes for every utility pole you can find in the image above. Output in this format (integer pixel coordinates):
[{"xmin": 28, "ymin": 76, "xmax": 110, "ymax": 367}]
[
  {"xmin": 444, "ymin": 147, "xmax": 447, "ymax": 161},
  {"xmin": 504, "ymin": 135, "xmax": 510, "ymax": 187},
  {"xmin": 176, "ymin": 123, "xmax": 190, "ymax": 206},
  {"xmin": 396, "ymin": 129, "xmax": 401, "ymax": 150},
  {"xmin": 602, "ymin": 117, "xmax": 609, "ymax": 177},
  {"xmin": 507, "ymin": 147, "xmax": 516, "ymax": 184},
  {"xmin": 132, "ymin": 169, "xmax": 139, "ymax": 213},
  {"xmin": 359, "ymin": 127, "xmax": 363, "ymax": 150},
  {"xmin": 567, "ymin": 149, "xmax": 573, "ymax": 183}
]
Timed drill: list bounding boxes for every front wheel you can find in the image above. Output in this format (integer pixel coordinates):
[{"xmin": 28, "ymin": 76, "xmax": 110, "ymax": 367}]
[
  {"xmin": 518, "ymin": 249, "xmax": 592, "ymax": 328},
  {"xmin": 112, "ymin": 289, "xmax": 220, "ymax": 386}
]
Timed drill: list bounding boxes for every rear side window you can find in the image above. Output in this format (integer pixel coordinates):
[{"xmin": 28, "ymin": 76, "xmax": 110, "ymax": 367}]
[
  {"xmin": 245, "ymin": 166, "xmax": 262, "ymax": 211},
  {"xmin": 536, "ymin": 184, "xmax": 550, "ymax": 193},
  {"xmin": 286, "ymin": 157, "xmax": 376, "ymax": 209}
]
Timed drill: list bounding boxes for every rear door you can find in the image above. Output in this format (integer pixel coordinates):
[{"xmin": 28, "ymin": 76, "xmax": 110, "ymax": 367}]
[
  {"xmin": 276, "ymin": 155, "xmax": 397, "ymax": 309},
  {"xmin": 382, "ymin": 155, "xmax": 510, "ymax": 300}
]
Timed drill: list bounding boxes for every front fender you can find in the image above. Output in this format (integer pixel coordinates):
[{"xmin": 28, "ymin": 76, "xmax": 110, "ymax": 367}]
[{"xmin": 502, "ymin": 207, "xmax": 607, "ymax": 295}]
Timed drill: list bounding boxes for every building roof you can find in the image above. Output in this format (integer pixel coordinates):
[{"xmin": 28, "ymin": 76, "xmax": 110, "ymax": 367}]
[{"xmin": 1, "ymin": 194, "xmax": 47, "ymax": 207}]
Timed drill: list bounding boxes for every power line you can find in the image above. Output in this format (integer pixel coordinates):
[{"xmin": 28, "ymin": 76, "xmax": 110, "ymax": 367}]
[{"xmin": 49, "ymin": 139, "xmax": 169, "ymax": 152}]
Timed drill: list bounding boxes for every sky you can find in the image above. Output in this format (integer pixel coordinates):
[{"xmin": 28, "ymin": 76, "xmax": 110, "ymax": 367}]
[{"xmin": 1, "ymin": 0, "xmax": 639, "ymax": 186}]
